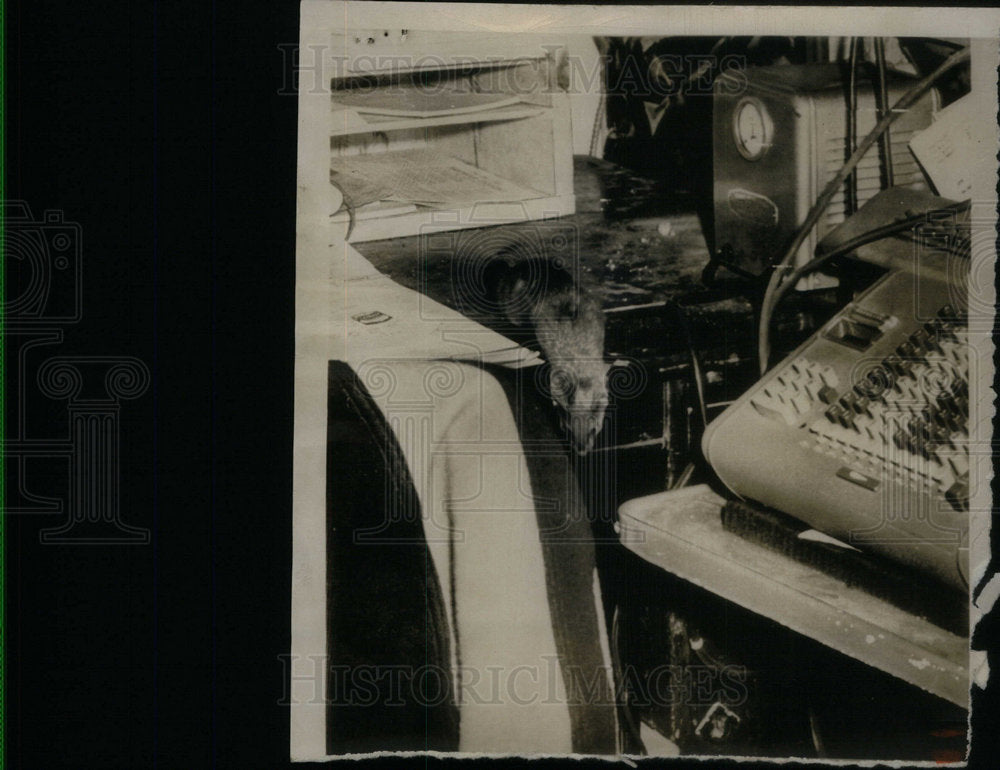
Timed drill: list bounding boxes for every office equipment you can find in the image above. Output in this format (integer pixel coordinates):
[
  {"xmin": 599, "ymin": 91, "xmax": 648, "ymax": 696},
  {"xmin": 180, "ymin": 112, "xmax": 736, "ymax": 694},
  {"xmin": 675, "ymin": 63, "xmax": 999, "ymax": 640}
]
[
  {"xmin": 713, "ymin": 63, "xmax": 938, "ymax": 284},
  {"xmin": 617, "ymin": 485, "xmax": 968, "ymax": 709},
  {"xmin": 719, "ymin": 498, "xmax": 966, "ymax": 636},
  {"xmin": 702, "ymin": 238, "xmax": 969, "ymax": 592},
  {"xmin": 323, "ymin": 13, "xmax": 575, "ymax": 242}
]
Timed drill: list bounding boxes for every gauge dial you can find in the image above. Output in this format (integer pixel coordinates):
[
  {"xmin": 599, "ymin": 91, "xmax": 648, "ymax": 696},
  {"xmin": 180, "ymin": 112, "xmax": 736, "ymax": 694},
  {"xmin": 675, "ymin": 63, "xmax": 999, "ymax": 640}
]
[{"xmin": 734, "ymin": 99, "xmax": 772, "ymax": 161}]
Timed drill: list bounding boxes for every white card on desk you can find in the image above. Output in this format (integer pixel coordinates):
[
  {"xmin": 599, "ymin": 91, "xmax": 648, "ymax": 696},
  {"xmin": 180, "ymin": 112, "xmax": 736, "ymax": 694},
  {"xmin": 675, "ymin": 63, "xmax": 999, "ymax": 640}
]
[
  {"xmin": 339, "ymin": 264, "xmax": 536, "ymax": 367},
  {"xmin": 909, "ymin": 94, "xmax": 991, "ymax": 201}
]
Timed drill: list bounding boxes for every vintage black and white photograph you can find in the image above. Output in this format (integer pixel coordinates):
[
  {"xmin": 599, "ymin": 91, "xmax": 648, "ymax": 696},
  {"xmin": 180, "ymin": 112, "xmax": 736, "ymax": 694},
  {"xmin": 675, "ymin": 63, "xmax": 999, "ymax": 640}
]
[{"xmin": 291, "ymin": 3, "xmax": 998, "ymax": 762}]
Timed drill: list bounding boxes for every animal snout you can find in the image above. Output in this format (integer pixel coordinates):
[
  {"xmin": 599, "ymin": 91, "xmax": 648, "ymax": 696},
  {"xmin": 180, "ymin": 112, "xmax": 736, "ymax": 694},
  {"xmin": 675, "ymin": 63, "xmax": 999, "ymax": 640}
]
[{"xmin": 561, "ymin": 400, "xmax": 609, "ymax": 455}]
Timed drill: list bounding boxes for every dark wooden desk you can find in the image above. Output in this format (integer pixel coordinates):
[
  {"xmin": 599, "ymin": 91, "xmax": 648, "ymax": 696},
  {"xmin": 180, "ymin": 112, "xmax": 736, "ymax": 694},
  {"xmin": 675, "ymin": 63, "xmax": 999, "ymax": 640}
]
[
  {"xmin": 353, "ymin": 156, "xmax": 839, "ymax": 492},
  {"xmin": 354, "ymin": 155, "xmax": 833, "ymax": 362},
  {"xmin": 355, "ymin": 155, "xmax": 715, "ymax": 313}
]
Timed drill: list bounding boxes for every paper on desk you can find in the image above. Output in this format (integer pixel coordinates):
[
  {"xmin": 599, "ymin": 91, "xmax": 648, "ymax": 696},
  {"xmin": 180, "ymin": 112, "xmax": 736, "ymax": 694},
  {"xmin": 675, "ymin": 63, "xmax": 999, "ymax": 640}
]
[
  {"xmin": 342, "ymin": 275, "xmax": 539, "ymax": 366},
  {"xmin": 330, "ymin": 200, "xmax": 419, "ymax": 226},
  {"xmin": 329, "ymin": 105, "xmax": 378, "ymax": 135},
  {"xmin": 330, "ymin": 148, "xmax": 546, "ymax": 208},
  {"xmin": 320, "ymin": 243, "xmax": 539, "ymax": 367},
  {"xmin": 329, "ymin": 166, "xmax": 391, "ymax": 210},
  {"xmin": 909, "ymin": 95, "xmax": 991, "ymax": 201},
  {"xmin": 332, "ymin": 89, "xmax": 522, "ymax": 118}
]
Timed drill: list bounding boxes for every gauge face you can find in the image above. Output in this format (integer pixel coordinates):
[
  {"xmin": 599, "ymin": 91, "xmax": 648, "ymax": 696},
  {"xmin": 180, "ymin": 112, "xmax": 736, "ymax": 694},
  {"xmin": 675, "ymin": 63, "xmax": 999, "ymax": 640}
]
[{"xmin": 734, "ymin": 99, "xmax": 772, "ymax": 161}]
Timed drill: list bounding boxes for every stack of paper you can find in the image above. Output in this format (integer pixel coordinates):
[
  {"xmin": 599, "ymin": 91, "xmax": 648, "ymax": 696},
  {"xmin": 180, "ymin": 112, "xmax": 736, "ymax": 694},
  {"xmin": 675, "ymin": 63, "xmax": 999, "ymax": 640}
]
[
  {"xmin": 330, "ymin": 148, "xmax": 547, "ymax": 210},
  {"xmin": 909, "ymin": 94, "xmax": 992, "ymax": 201},
  {"xmin": 332, "ymin": 89, "xmax": 523, "ymax": 118},
  {"xmin": 337, "ymin": 243, "xmax": 540, "ymax": 368}
]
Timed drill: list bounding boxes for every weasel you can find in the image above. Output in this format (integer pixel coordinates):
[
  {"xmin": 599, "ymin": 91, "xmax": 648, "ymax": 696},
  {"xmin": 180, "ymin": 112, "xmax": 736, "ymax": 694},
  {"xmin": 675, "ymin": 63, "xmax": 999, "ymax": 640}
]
[{"xmin": 483, "ymin": 253, "xmax": 611, "ymax": 454}]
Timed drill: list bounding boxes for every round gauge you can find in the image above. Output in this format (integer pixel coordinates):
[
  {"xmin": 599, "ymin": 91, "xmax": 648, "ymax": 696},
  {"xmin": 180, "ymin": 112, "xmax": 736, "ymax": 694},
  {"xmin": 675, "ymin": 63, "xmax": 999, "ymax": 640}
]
[{"xmin": 733, "ymin": 98, "xmax": 772, "ymax": 161}]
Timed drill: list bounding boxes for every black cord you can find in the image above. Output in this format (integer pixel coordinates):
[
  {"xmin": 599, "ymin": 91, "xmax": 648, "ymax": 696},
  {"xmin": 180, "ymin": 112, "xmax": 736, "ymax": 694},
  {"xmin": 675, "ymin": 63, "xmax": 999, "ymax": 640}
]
[
  {"xmin": 671, "ymin": 302, "xmax": 709, "ymax": 430},
  {"xmin": 767, "ymin": 200, "xmax": 971, "ymax": 321},
  {"xmin": 874, "ymin": 38, "xmax": 895, "ymax": 188},
  {"xmin": 847, "ymin": 37, "xmax": 860, "ymax": 217},
  {"xmin": 670, "ymin": 462, "xmax": 696, "ymax": 491},
  {"xmin": 757, "ymin": 45, "xmax": 971, "ymax": 374},
  {"xmin": 659, "ymin": 302, "xmax": 711, "ymax": 492}
]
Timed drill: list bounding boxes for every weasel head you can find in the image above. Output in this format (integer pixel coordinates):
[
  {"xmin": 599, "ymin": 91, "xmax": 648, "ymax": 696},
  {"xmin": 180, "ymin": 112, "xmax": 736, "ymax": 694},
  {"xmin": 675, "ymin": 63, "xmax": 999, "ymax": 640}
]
[{"xmin": 549, "ymin": 359, "xmax": 612, "ymax": 454}]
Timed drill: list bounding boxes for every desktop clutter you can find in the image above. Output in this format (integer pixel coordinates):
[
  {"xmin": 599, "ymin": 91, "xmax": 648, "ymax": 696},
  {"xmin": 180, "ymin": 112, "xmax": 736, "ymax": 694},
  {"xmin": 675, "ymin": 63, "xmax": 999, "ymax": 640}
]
[{"xmin": 319, "ymin": 27, "xmax": 979, "ymax": 761}]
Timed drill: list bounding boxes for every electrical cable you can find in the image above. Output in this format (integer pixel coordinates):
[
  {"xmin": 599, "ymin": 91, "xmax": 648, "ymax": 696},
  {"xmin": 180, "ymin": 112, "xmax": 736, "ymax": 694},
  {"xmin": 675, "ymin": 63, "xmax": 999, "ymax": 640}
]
[
  {"xmin": 663, "ymin": 303, "xmax": 711, "ymax": 491},
  {"xmin": 874, "ymin": 37, "xmax": 895, "ymax": 188},
  {"xmin": 672, "ymin": 302, "xmax": 709, "ymax": 430},
  {"xmin": 757, "ymin": 45, "xmax": 971, "ymax": 375},
  {"xmin": 765, "ymin": 200, "xmax": 970, "ymax": 324},
  {"xmin": 670, "ymin": 461, "xmax": 696, "ymax": 491},
  {"xmin": 758, "ymin": 44, "xmax": 970, "ymax": 374},
  {"xmin": 847, "ymin": 37, "xmax": 860, "ymax": 216},
  {"xmin": 665, "ymin": 302, "xmax": 709, "ymax": 493}
]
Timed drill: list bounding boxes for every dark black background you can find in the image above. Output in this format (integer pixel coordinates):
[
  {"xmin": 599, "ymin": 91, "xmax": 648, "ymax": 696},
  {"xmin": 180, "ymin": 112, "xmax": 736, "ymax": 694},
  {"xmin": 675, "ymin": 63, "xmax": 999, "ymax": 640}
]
[
  {"xmin": 9, "ymin": 0, "xmax": 296, "ymax": 765},
  {"xmin": 6, "ymin": 1, "xmax": 997, "ymax": 767}
]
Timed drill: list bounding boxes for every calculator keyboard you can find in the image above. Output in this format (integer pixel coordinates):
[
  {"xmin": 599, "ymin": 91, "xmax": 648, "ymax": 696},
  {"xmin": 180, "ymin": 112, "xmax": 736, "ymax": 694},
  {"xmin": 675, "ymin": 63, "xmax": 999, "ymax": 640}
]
[{"xmin": 703, "ymin": 268, "xmax": 970, "ymax": 592}]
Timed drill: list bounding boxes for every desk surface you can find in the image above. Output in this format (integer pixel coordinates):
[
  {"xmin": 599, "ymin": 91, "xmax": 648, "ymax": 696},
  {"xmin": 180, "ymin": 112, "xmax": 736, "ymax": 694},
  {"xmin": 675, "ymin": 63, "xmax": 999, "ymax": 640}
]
[
  {"xmin": 356, "ymin": 156, "xmax": 714, "ymax": 311},
  {"xmin": 618, "ymin": 485, "xmax": 970, "ymax": 710},
  {"xmin": 355, "ymin": 157, "xmax": 768, "ymax": 368}
]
